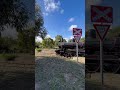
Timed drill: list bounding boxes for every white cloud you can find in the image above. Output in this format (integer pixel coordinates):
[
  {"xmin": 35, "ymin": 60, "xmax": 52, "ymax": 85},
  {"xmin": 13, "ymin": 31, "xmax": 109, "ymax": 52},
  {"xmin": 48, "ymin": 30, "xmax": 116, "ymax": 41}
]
[
  {"xmin": 35, "ymin": 36, "xmax": 42, "ymax": 42},
  {"xmin": 69, "ymin": 25, "xmax": 78, "ymax": 31},
  {"xmin": 60, "ymin": 9, "xmax": 64, "ymax": 14},
  {"xmin": 43, "ymin": 12, "xmax": 48, "ymax": 16},
  {"xmin": 45, "ymin": 34, "xmax": 51, "ymax": 38},
  {"xmin": 44, "ymin": 0, "xmax": 60, "ymax": 13},
  {"xmin": 53, "ymin": 37, "xmax": 55, "ymax": 41},
  {"xmin": 45, "ymin": 34, "xmax": 56, "ymax": 41},
  {"xmin": 70, "ymin": 36, "xmax": 74, "ymax": 39},
  {"xmin": 68, "ymin": 18, "xmax": 75, "ymax": 22}
]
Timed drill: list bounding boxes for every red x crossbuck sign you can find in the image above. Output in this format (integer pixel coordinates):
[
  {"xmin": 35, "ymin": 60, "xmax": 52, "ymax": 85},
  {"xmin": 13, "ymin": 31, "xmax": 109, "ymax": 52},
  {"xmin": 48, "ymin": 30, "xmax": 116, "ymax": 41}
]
[
  {"xmin": 73, "ymin": 28, "xmax": 82, "ymax": 43},
  {"xmin": 73, "ymin": 28, "xmax": 82, "ymax": 36},
  {"xmin": 91, "ymin": 5, "xmax": 113, "ymax": 23}
]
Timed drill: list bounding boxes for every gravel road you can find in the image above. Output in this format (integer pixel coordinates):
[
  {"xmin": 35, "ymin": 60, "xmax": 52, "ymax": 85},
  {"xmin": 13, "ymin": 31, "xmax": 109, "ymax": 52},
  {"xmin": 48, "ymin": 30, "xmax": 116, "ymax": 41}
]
[{"xmin": 35, "ymin": 49, "xmax": 85, "ymax": 90}]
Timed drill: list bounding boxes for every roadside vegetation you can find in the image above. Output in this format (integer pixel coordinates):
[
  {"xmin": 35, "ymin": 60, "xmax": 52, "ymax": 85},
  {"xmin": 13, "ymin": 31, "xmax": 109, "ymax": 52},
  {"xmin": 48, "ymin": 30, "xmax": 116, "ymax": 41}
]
[{"xmin": 35, "ymin": 35, "xmax": 85, "ymax": 53}]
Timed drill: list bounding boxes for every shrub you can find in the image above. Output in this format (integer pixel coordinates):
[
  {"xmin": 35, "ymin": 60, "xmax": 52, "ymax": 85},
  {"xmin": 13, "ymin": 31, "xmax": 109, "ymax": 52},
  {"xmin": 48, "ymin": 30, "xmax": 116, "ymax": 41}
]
[
  {"xmin": 0, "ymin": 54, "xmax": 4, "ymax": 59},
  {"xmin": 36, "ymin": 48, "xmax": 42, "ymax": 52},
  {"xmin": 1, "ymin": 54, "xmax": 17, "ymax": 61}
]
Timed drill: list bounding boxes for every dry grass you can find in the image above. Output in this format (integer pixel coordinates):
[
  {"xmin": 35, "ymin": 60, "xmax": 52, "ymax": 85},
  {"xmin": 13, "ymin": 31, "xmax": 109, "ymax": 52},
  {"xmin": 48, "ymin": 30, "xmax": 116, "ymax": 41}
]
[
  {"xmin": 0, "ymin": 53, "xmax": 34, "ymax": 89},
  {"xmin": 0, "ymin": 53, "xmax": 34, "ymax": 72},
  {"xmin": 71, "ymin": 57, "xmax": 85, "ymax": 64},
  {"xmin": 86, "ymin": 73, "xmax": 120, "ymax": 90},
  {"xmin": 35, "ymin": 49, "xmax": 56, "ymax": 57}
]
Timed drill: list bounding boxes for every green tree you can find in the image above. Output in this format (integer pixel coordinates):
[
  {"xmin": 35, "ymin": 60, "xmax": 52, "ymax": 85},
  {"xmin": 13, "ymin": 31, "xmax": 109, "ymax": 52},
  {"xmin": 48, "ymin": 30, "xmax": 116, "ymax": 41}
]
[
  {"xmin": 42, "ymin": 38, "xmax": 54, "ymax": 48},
  {"xmin": 68, "ymin": 39, "xmax": 73, "ymax": 42},
  {"xmin": 35, "ymin": 42, "xmax": 42, "ymax": 48},
  {"xmin": 55, "ymin": 35, "xmax": 64, "ymax": 46},
  {"xmin": 35, "ymin": 3, "xmax": 47, "ymax": 39},
  {"xmin": 80, "ymin": 37, "xmax": 85, "ymax": 42},
  {"xmin": 63, "ymin": 39, "xmax": 67, "ymax": 42},
  {"xmin": 107, "ymin": 26, "xmax": 120, "ymax": 38},
  {"xmin": 0, "ymin": 0, "xmax": 29, "ymax": 32},
  {"xmin": 17, "ymin": 28, "xmax": 35, "ymax": 53},
  {"xmin": 0, "ymin": 37, "xmax": 17, "ymax": 53}
]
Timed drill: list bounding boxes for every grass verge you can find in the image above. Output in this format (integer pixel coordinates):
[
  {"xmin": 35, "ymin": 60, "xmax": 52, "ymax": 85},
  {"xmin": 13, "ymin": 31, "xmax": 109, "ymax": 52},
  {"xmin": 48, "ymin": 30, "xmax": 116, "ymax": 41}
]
[{"xmin": 0, "ymin": 54, "xmax": 17, "ymax": 61}]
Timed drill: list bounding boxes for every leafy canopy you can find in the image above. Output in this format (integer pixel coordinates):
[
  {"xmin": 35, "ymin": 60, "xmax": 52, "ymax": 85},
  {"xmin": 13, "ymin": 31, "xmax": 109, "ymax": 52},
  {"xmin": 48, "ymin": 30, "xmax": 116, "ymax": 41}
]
[{"xmin": 0, "ymin": 0, "xmax": 29, "ymax": 32}]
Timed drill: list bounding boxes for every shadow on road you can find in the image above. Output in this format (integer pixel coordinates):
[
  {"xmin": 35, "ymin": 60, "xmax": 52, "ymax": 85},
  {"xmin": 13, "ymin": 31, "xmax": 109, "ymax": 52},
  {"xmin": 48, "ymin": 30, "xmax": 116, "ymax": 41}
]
[
  {"xmin": 0, "ymin": 54, "xmax": 35, "ymax": 90},
  {"xmin": 0, "ymin": 72, "xmax": 34, "ymax": 90}
]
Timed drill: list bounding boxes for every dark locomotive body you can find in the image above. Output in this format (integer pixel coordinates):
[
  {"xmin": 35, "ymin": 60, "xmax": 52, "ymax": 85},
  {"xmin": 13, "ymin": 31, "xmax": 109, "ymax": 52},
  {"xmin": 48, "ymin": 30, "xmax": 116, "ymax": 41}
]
[
  {"xmin": 55, "ymin": 32, "xmax": 120, "ymax": 73},
  {"xmin": 55, "ymin": 42, "xmax": 85, "ymax": 58},
  {"xmin": 86, "ymin": 29, "xmax": 120, "ymax": 74}
]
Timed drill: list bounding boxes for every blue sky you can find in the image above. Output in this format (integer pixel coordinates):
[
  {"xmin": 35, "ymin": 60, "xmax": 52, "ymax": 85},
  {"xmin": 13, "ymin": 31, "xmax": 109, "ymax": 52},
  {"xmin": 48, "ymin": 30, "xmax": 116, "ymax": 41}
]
[{"xmin": 36, "ymin": 0, "xmax": 85, "ymax": 42}]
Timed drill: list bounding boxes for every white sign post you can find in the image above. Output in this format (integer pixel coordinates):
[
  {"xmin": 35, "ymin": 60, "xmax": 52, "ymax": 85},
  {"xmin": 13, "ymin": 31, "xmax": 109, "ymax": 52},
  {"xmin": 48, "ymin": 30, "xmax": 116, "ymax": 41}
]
[
  {"xmin": 93, "ymin": 24, "xmax": 111, "ymax": 87},
  {"xmin": 73, "ymin": 28, "xmax": 82, "ymax": 62},
  {"xmin": 76, "ymin": 42, "xmax": 78, "ymax": 62},
  {"xmin": 74, "ymin": 36, "xmax": 81, "ymax": 62},
  {"xmin": 100, "ymin": 40, "xmax": 103, "ymax": 85},
  {"xmin": 93, "ymin": 24, "xmax": 110, "ymax": 86}
]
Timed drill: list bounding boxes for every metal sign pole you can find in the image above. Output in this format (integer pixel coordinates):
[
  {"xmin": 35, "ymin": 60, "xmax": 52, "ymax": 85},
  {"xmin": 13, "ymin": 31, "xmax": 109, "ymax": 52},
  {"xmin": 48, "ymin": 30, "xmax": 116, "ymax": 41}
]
[
  {"xmin": 77, "ymin": 42, "xmax": 78, "ymax": 62},
  {"xmin": 100, "ymin": 40, "xmax": 104, "ymax": 87},
  {"xmin": 76, "ymin": 42, "xmax": 78, "ymax": 62}
]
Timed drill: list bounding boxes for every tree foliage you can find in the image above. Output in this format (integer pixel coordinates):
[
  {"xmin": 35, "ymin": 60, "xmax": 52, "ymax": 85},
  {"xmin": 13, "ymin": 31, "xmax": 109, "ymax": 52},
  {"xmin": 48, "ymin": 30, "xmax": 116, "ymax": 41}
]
[
  {"xmin": 0, "ymin": 0, "xmax": 30, "ymax": 53},
  {"xmin": 0, "ymin": 0, "xmax": 29, "ymax": 32},
  {"xmin": 80, "ymin": 37, "xmax": 85, "ymax": 42},
  {"xmin": 0, "ymin": 37, "xmax": 17, "ymax": 53},
  {"xmin": 42, "ymin": 38, "xmax": 54, "ymax": 48},
  {"xmin": 55, "ymin": 35, "xmax": 64, "ymax": 46},
  {"xmin": 0, "ymin": 28, "xmax": 35, "ymax": 53},
  {"xmin": 35, "ymin": 42, "xmax": 42, "ymax": 48},
  {"xmin": 17, "ymin": 28, "xmax": 35, "ymax": 53},
  {"xmin": 68, "ymin": 39, "xmax": 73, "ymax": 42},
  {"xmin": 35, "ymin": 3, "xmax": 47, "ymax": 39},
  {"xmin": 63, "ymin": 39, "xmax": 67, "ymax": 42},
  {"xmin": 107, "ymin": 26, "xmax": 120, "ymax": 38}
]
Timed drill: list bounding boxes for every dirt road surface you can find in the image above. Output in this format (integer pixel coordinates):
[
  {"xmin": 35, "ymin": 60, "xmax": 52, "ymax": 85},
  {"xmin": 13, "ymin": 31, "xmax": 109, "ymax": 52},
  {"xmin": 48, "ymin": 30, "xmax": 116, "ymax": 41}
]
[
  {"xmin": 86, "ymin": 73, "xmax": 120, "ymax": 90},
  {"xmin": 0, "ymin": 54, "xmax": 34, "ymax": 90}
]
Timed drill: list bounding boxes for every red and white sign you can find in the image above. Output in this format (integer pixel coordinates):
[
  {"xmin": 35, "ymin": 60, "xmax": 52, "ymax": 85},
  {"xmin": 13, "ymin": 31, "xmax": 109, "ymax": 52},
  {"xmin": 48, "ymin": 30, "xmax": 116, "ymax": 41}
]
[
  {"xmin": 73, "ymin": 28, "xmax": 82, "ymax": 36},
  {"xmin": 74, "ymin": 35, "xmax": 81, "ymax": 43},
  {"xmin": 91, "ymin": 5, "xmax": 113, "ymax": 23},
  {"xmin": 93, "ymin": 24, "xmax": 110, "ymax": 41}
]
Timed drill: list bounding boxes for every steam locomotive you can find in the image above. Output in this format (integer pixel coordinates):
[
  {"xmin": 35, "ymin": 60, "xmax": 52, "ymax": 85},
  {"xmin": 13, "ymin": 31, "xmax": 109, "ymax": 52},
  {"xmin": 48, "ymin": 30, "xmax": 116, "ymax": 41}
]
[
  {"xmin": 55, "ymin": 30, "xmax": 120, "ymax": 73},
  {"xmin": 55, "ymin": 40, "xmax": 85, "ymax": 58},
  {"xmin": 86, "ymin": 29, "xmax": 120, "ymax": 73}
]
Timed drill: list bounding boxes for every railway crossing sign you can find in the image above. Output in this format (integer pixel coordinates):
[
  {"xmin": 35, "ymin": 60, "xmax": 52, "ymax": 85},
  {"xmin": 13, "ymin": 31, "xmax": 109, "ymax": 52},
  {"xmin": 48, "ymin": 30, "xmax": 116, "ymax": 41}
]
[
  {"xmin": 73, "ymin": 28, "xmax": 82, "ymax": 62},
  {"xmin": 74, "ymin": 35, "xmax": 81, "ymax": 43},
  {"xmin": 73, "ymin": 28, "xmax": 82, "ymax": 36},
  {"xmin": 91, "ymin": 5, "xmax": 113, "ymax": 87},
  {"xmin": 91, "ymin": 5, "xmax": 113, "ymax": 23},
  {"xmin": 73, "ymin": 28, "xmax": 82, "ymax": 43},
  {"xmin": 93, "ymin": 24, "xmax": 110, "ymax": 41}
]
